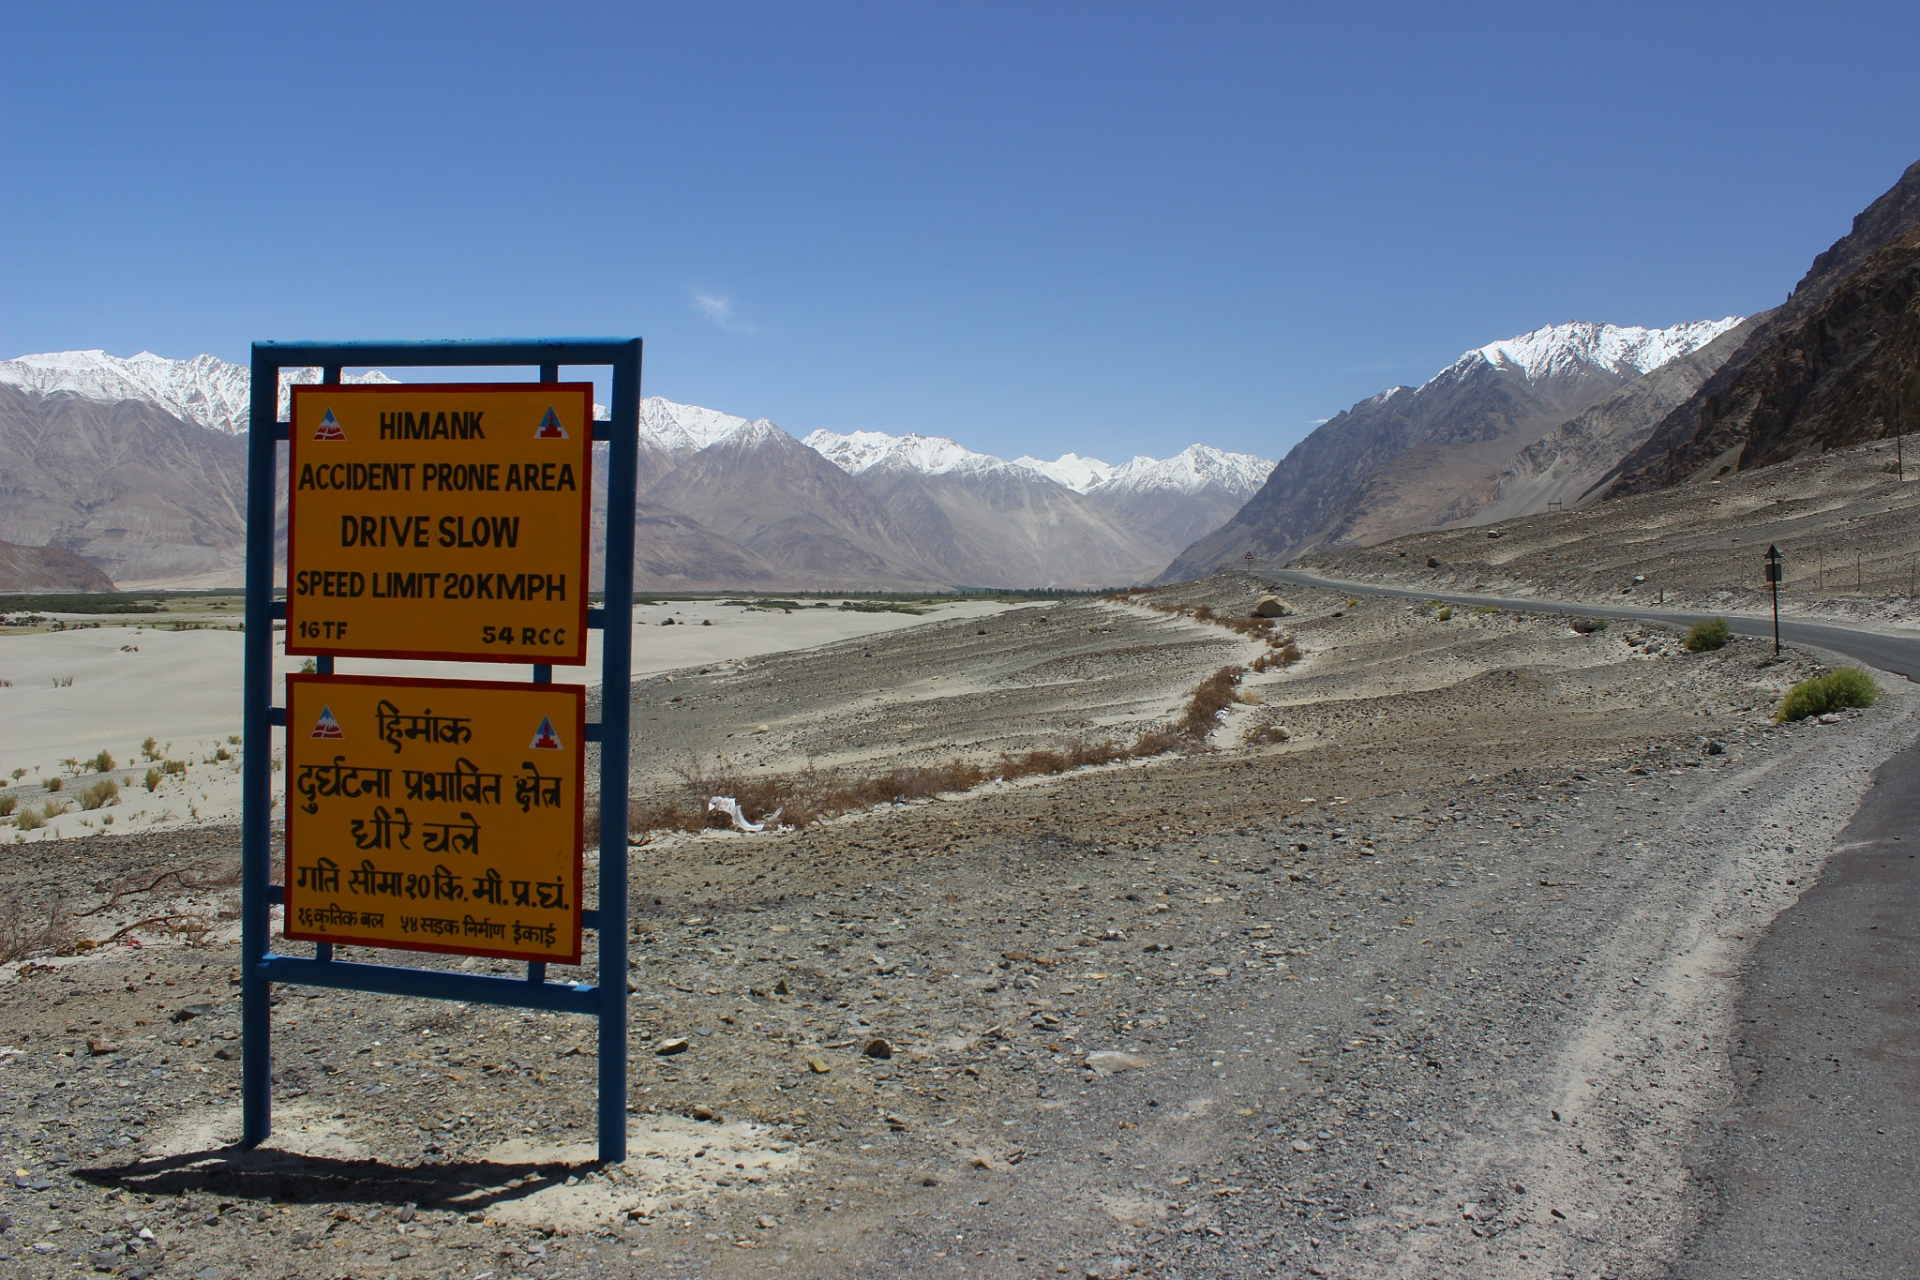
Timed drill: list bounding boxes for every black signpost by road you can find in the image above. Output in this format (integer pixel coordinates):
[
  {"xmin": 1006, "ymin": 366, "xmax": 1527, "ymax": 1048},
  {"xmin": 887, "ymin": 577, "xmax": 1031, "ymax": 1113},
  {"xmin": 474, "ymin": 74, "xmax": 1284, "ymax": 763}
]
[{"xmin": 1766, "ymin": 544, "xmax": 1784, "ymax": 654}]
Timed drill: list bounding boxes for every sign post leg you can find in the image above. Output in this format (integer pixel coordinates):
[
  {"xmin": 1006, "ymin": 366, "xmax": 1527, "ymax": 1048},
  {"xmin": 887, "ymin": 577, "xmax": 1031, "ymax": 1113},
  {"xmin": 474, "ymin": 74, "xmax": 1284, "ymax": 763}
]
[
  {"xmin": 597, "ymin": 339, "xmax": 641, "ymax": 1164},
  {"xmin": 241, "ymin": 348, "xmax": 279, "ymax": 1148}
]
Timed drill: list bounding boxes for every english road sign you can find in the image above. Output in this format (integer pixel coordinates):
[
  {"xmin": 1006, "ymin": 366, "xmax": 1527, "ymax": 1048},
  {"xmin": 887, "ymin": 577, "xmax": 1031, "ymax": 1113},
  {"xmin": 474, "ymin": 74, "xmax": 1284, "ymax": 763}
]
[
  {"xmin": 283, "ymin": 673, "xmax": 585, "ymax": 963},
  {"xmin": 286, "ymin": 383, "xmax": 593, "ymax": 663}
]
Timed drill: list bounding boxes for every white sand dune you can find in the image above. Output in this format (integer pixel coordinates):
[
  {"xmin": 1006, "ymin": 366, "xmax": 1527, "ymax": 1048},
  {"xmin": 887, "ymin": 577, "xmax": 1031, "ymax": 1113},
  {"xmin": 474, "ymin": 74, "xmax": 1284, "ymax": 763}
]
[{"xmin": 0, "ymin": 599, "xmax": 1015, "ymax": 841}]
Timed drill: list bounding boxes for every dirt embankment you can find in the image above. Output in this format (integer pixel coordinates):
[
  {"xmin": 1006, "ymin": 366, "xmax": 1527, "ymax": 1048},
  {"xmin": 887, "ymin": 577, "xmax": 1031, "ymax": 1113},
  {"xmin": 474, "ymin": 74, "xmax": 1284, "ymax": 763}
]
[
  {"xmin": 1302, "ymin": 439, "xmax": 1920, "ymax": 630},
  {"xmin": 0, "ymin": 578, "xmax": 1906, "ymax": 1279}
]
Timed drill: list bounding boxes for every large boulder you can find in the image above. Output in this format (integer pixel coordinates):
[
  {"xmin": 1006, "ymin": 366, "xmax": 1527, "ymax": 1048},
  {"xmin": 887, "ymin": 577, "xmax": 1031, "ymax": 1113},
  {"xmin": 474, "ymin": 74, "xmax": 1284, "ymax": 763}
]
[{"xmin": 1252, "ymin": 595, "xmax": 1291, "ymax": 618}]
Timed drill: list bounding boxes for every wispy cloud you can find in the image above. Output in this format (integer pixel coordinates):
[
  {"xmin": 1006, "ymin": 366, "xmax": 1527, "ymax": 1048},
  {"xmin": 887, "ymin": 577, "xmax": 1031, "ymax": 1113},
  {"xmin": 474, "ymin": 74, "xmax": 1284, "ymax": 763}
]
[{"xmin": 689, "ymin": 289, "xmax": 754, "ymax": 334}]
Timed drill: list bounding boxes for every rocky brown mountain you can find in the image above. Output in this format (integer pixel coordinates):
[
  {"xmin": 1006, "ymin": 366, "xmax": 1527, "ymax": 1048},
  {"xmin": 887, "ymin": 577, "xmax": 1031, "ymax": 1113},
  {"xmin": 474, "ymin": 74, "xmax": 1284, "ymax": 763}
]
[
  {"xmin": 0, "ymin": 382, "xmax": 248, "ymax": 587},
  {"xmin": 1605, "ymin": 158, "xmax": 1920, "ymax": 495},
  {"xmin": 0, "ymin": 536, "xmax": 115, "ymax": 591},
  {"xmin": 1647, "ymin": 228, "xmax": 1920, "ymax": 478}
]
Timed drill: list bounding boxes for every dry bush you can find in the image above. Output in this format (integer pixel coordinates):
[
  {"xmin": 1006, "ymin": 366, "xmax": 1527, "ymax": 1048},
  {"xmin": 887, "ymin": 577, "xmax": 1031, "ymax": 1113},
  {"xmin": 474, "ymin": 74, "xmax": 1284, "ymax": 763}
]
[
  {"xmin": 1179, "ymin": 665, "xmax": 1246, "ymax": 739},
  {"xmin": 78, "ymin": 860, "xmax": 241, "ymax": 919},
  {"xmin": 0, "ymin": 902, "xmax": 76, "ymax": 963},
  {"xmin": 1130, "ymin": 727, "xmax": 1183, "ymax": 756},
  {"xmin": 1251, "ymin": 637, "xmax": 1303, "ymax": 673},
  {"xmin": 624, "ymin": 661, "xmax": 1263, "ymax": 838},
  {"xmin": 80, "ymin": 779, "xmax": 119, "ymax": 810}
]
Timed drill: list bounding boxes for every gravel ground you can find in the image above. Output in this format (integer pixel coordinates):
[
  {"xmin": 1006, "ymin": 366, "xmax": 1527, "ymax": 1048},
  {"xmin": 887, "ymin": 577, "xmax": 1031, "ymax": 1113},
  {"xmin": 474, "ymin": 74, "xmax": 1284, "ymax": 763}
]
[{"xmin": 0, "ymin": 576, "xmax": 1908, "ymax": 1280}]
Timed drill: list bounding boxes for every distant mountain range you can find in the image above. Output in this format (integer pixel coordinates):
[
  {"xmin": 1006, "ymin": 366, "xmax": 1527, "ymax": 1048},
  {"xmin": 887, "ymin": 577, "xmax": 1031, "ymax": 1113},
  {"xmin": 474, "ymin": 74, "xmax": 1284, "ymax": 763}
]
[
  {"xmin": 0, "ymin": 353, "xmax": 1271, "ymax": 590},
  {"xmin": 1162, "ymin": 157, "xmax": 1920, "ymax": 581},
  {"xmin": 13, "ymin": 157, "xmax": 1918, "ymax": 594}
]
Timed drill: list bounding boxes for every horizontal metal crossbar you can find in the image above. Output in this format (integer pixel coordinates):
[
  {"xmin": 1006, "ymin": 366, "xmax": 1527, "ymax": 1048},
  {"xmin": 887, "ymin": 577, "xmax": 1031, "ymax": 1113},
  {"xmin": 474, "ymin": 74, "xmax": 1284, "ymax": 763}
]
[
  {"xmin": 253, "ymin": 338, "xmax": 640, "ymax": 369},
  {"xmin": 259, "ymin": 954, "xmax": 601, "ymax": 1013}
]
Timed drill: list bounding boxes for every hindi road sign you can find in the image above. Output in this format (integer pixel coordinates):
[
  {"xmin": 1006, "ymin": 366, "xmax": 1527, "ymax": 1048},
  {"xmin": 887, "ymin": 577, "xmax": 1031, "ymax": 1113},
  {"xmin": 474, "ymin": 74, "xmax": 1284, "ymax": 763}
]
[
  {"xmin": 283, "ymin": 673, "xmax": 585, "ymax": 963},
  {"xmin": 287, "ymin": 383, "xmax": 593, "ymax": 663}
]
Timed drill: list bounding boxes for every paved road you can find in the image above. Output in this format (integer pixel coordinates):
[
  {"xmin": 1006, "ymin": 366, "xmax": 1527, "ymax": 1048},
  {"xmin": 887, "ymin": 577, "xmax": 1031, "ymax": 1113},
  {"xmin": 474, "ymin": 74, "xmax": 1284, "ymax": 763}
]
[
  {"xmin": 1270, "ymin": 568, "xmax": 1920, "ymax": 680},
  {"xmin": 1674, "ymin": 735, "xmax": 1920, "ymax": 1279},
  {"xmin": 1273, "ymin": 568, "xmax": 1920, "ymax": 1277}
]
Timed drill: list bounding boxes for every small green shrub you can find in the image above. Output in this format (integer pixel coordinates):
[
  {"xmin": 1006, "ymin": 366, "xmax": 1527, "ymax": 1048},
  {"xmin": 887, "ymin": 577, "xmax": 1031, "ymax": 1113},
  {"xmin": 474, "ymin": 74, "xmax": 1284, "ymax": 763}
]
[
  {"xmin": 213, "ymin": 746, "xmax": 231, "ymax": 762},
  {"xmin": 1473, "ymin": 605, "xmax": 1500, "ymax": 616},
  {"xmin": 141, "ymin": 737, "xmax": 159, "ymax": 761},
  {"xmin": 15, "ymin": 808, "xmax": 44, "ymax": 831},
  {"xmin": 0, "ymin": 796, "xmax": 15, "ymax": 817},
  {"xmin": 44, "ymin": 776, "xmax": 61, "ymax": 793},
  {"xmin": 90, "ymin": 749, "xmax": 115, "ymax": 773},
  {"xmin": 39, "ymin": 801, "xmax": 68, "ymax": 820},
  {"xmin": 1683, "ymin": 617, "xmax": 1730, "ymax": 653},
  {"xmin": 145, "ymin": 767, "xmax": 162, "ymax": 792},
  {"xmin": 162, "ymin": 760, "xmax": 187, "ymax": 776},
  {"xmin": 80, "ymin": 779, "xmax": 119, "ymax": 810},
  {"xmin": 1776, "ymin": 668, "xmax": 1880, "ymax": 722},
  {"xmin": 1436, "ymin": 607, "xmax": 1454, "ymax": 622}
]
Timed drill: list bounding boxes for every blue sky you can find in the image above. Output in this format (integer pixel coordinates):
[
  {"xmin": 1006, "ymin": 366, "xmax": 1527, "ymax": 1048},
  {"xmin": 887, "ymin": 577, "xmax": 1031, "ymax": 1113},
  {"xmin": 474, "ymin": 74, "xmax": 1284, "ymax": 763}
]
[{"xmin": 4, "ymin": 2, "xmax": 1917, "ymax": 463}]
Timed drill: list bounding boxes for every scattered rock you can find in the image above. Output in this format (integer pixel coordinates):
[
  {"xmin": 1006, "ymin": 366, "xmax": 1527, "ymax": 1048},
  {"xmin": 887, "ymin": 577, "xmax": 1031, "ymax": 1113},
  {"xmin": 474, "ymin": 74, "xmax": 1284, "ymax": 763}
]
[
  {"xmin": 863, "ymin": 1037, "xmax": 894, "ymax": 1060},
  {"xmin": 1569, "ymin": 617, "xmax": 1606, "ymax": 634},
  {"xmin": 1085, "ymin": 1051, "xmax": 1149, "ymax": 1074},
  {"xmin": 655, "ymin": 1038, "xmax": 690, "ymax": 1056},
  {"xmin": 757, "ymin": 1215, "xmax": 778, "ymax": 1229},
  {"xmin": 170, "ymin": 1004, "xmax": 212, "ymax": 1023},
  {"xmin": 691, "ymin": 1106, "xmax": 719, "ymax": 1122},
  {"xmin": 807, "ymin": 1058, "xmax": 832, "ymax": 1074},
  {"xmin": 1427, "ymin": 556, "xmax": 1442, "ymax": 568},
  {"xmin": 1290, "ymin": 1139, "xmax": 1313, "ymax": 1153},
  {"xmin": 1707, "ymin": 740, "xmax": 1726, "ymax": 755},
  {"xmin": 86, "ymin": 1036, "xmax": 115, "ymax": 1056}
]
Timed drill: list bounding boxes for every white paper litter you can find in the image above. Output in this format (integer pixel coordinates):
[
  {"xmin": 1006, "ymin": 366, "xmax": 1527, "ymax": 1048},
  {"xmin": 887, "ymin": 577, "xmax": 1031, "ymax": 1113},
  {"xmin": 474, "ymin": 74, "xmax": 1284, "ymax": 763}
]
[{"xmin": 707, "ymin": 795, "xmax": 780, "ymax": 832}]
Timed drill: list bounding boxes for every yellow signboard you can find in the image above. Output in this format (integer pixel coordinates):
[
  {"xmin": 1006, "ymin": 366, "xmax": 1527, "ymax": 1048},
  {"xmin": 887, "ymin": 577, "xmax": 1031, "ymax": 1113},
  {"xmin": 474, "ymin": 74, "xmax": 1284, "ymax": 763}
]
[
  {"xmin": 283, "ymin": 674, "xmax": 585, "ymax": 963},
  {"xmin": 287, "ymin": 384, "xmax": 592, "ymax": 663}
]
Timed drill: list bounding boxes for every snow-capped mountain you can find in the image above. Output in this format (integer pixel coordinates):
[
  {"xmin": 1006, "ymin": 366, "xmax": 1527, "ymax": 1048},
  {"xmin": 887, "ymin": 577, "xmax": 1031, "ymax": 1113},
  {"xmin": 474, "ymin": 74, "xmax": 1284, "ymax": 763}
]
[
  {"xmin": 810, "ymin": 431, "xmax": 1273, "ymax": 499},
  {"xmin": 1013, "ymin": 452, "xmax": 1115, "ymax": 492},
  {"xmin": 0, "ymin": 349, "xmax": 399, "ymax": 434},
  {"xmin": 804, "ymin": 430, "xmax": 1019, "ymax": 477},
  {"xmin": 1431, "ymin": 318, "xmax": 1744, "ymax": 392},
  {"xmin": 643, "ymin": 397, "xmax": 763, "ymax": 455},
  {"xmin": 797, "ymin": 431, "xmax": 1273, "ymax": 578},
  {"xmin": 1161, "ymin": 316, "xmax": 1748, "ymax": 581},
  {"xmin": 1096, "ymin": 445, "xmax": 1274, "ymax": 497}
]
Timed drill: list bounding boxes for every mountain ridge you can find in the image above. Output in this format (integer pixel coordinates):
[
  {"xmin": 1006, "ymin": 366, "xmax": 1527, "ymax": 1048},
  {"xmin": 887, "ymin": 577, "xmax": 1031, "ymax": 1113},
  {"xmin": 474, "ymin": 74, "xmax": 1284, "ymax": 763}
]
[{"xmin": 1158, "ymin": 318, "xmax": 1740, "ymax": 581}]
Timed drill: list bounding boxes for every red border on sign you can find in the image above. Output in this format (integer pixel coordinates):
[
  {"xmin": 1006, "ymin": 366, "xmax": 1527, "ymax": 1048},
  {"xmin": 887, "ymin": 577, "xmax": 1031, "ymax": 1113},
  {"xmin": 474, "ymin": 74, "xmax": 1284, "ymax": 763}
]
[
  {"xmin": 281, "ymin": 672, "xmax": 588, "ymax": 965},
  {"xmin": 286, "ymin": 383, "xmax": 595, "ymax": 665}
]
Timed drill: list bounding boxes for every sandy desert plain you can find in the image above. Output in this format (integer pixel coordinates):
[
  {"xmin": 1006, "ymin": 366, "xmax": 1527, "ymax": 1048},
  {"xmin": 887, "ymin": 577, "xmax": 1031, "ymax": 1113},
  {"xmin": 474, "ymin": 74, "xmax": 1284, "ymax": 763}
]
[{"xmin": 0, "ymin": 446, "xmax": 1916, "ymax": 1280}]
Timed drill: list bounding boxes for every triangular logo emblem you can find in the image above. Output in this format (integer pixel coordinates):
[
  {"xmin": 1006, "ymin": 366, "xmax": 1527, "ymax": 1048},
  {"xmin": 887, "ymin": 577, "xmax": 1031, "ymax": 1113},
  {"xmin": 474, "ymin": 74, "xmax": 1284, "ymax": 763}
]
[
  {"xmin": 535, "ymin": 407, "xmax": 568, "ymax": 439},
  {"xmin": 529, "ymin": 716, "xmax": 562, "ymax": 750},
  {"xmin": 313, "ymin": 408, "xmax": 346, "ymax": 441},
  {"xmin": 311, "ymin": 706, "xmax": 344, "ymax": 739}
]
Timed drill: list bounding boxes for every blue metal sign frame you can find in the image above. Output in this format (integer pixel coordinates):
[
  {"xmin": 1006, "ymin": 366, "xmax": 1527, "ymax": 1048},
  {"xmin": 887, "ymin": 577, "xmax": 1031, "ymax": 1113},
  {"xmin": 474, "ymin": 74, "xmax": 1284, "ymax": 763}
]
[{"xmin": 242, "ymin": 338, "xmax": 641, "ymax": 1163}]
